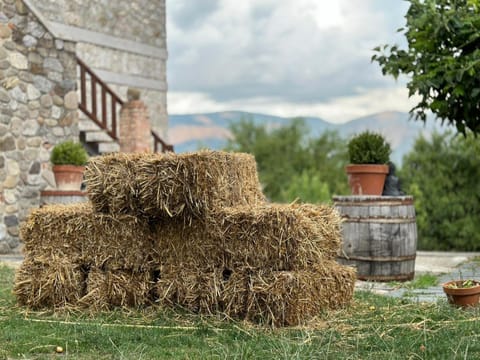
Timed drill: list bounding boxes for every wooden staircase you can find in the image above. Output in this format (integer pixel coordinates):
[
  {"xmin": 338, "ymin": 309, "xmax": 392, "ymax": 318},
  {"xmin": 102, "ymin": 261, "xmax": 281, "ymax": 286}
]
[{"xmin": 76, "ymin": 57, "xmax": 173, "ymax": 155}]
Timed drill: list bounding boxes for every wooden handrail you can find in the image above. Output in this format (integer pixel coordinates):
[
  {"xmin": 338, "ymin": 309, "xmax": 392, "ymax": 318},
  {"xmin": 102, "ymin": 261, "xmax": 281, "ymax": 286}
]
[
  {"xmin": 77, "ymin": 56, "xmax": 174, "ymax": 153},
  {"xmin": 152, "ymin": 130, "xmax": 174, "ymax": 152},
  {"xmin": 77, "ymin": 57, "xmax": 123, "ymax": 141}
]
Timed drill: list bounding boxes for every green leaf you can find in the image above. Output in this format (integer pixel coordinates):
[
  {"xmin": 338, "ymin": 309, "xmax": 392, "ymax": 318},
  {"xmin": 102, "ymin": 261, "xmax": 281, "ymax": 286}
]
[{"xmin": 372, "ymin": 0, "xmax": 480, "ymax": 135}]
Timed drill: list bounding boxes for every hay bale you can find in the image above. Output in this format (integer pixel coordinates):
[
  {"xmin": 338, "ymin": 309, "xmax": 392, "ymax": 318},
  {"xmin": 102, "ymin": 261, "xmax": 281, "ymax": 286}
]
[
  {"xmin": 223, "ymin": 261, "xmax": 356, "ymax": 326},
  {"xmin": 84, "ymin": 150, "xmax": 266, "ymax": 220},
  {"xmin": 152, "ymin": 218, "xmax": 226, "ymax": 270},
  {"xmin": 83, "ymin": 153, "xmax": 145, "ymax": 214},
  {"xmin": 153, "ymin": 261, "xmax": 355, "ymax": 325},
  {"xmin": 151, "ymin": 203, "xmax": 342, "ymax": 272},
  {"xmin": 221, "ymin": 268, "xmax": 250, "ymax": 318},
  {"xmin": 20, "ymin": 203, "xmax": 156, "ymax": 271},
  {"xmin": 82, "ymin": 268, "xmax": 154, "ymax": 310},
  {"xmin": 14, "ymin": 257, "xmax": 86, "ymax": 309},
  {"xmin": 292, "ymin": 203, "xmax": 343, "ymax": 253},
  {"xmin": 155, "ymin": 265, "xmax": 224, "ymax": 314},
  {"xmin": 209, "ymin": 204, "xmax": 342, "ymax": 271}
]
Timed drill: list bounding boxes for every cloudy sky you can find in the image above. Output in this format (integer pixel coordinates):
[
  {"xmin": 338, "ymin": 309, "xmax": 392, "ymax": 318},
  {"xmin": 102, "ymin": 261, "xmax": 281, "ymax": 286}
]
[{"xmin": 166, "ymin": 0, "xmax": 416, "ymax": 124}]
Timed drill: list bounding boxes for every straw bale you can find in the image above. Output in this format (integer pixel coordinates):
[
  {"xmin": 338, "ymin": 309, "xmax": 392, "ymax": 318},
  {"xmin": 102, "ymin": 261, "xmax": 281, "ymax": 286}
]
[
  {"xmin": 82, "ymin": 268, "xmax": 154, "ymax": 310},
  {"xmin": 152, "ymin": 218, "xmax": 226, "ymax": 269},
  {"xmin": 83, "ymin": 153, "xmax": 145, "ymax": 214},
  {"xmin": 14, "ymin": 257, "xmax": 86, "ymax": 309},
  {"xmin": 292, "ymin": 203, "xmax": 343, "ymax": 253},
  {"xmin": 20, "ymin": 203, "xmax": 156, "ymax": 271},
  {"xmin": 221, "ymin": 268, "xmax": 250, "ymax": 318},
  {"xmin": 84, "ymin": 150, "xmax": 266, "ymax": 220},
  {"xmin": 155, "ymin": 265, "xmax": 224, "ymax": 314},
  {"xmin": 223, "ymin": 261, "xmax": 356, "ymax": 326},
  {"xmin": 209, "ymin": 203, "xmax": 342, "ymax": 271}
]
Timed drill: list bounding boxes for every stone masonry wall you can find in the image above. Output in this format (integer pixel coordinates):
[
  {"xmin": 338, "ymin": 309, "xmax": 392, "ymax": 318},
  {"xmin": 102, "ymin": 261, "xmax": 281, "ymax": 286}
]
[
  {"xmin": 30, "ymin": 0, "xmax": 168, "ymax": 136},
  {"xmin": 32, "ymin": 0, "xmax": 166, "ymax": 47},
  {"xmin": 0, "ymin": 0, "xmax": 79, "ymax": 253}
]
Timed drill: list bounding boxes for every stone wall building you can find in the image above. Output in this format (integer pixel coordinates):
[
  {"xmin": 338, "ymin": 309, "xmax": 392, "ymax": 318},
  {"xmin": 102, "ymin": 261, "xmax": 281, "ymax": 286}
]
[
  {"xmin": 27, "ymin": 0, "xmax": 168, "ymax": 135},
  {"xmin": 0, "ymin": 0, "xmax": 168, "ymax": 254}
]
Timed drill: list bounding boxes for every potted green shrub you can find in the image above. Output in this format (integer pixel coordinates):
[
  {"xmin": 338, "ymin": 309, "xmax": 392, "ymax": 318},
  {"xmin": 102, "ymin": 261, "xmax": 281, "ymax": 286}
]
[
  {"xmin": 345, "ymin": 131, "xmax": 391, "ymax": 195},
  {"xmin": 50, "ymin": 140, "xmax": 89, "ymax": 191},
  {"xmin": 443, "ymin": 279, "xmax": 480, "ymax": 308}
]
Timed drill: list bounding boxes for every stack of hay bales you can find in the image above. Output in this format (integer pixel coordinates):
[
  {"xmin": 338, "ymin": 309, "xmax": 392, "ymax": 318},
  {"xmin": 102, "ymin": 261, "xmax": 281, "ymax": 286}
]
[
  {"xmin": 15, "ymin": 150, "xmax": 355, "ymax": 326},
  {"xmin": 15, "ymin": 203, "xmax": 155, "ymax": 309}
]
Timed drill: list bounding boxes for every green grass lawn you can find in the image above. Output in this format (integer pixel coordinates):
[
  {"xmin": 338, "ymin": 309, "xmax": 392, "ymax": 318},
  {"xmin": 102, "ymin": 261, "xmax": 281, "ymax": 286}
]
[{"xmin": 1, "ymin": 264, "xmax": 480, "ymax": 359}]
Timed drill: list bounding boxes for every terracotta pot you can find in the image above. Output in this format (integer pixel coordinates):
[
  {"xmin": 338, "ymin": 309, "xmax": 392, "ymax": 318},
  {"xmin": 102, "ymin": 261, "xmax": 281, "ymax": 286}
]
[
  {"xmin": 442, "ymin": 280, "xmax": 480, "ymax": 308},
  {"xmin": 52, "ymin": 165, "xmax": 85, "ymax": 191},
  {"xmin": 345, "ymin": 164, "xmax": 389, "ymax": 195}
]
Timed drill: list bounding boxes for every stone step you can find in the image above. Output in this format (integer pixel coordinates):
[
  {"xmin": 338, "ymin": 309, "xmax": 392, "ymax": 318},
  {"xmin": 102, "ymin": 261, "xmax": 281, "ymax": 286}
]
[
  {"xmin": 98, "ymin": 141, "xmax": 120, "ymax": 154},
  {"xmin": 83, "ymin": 129, "xmax": 115, "ymax": 143},
  {"xmin": 79, "ymin": 118, "xmax": 101, "ymax": 132}
]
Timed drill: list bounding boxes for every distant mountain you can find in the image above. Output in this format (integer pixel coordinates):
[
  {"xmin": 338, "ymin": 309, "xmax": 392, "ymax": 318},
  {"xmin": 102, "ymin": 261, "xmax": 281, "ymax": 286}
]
[{"xmin": 167, "ymin": 111, "xmax": 448, "ymax": 165}]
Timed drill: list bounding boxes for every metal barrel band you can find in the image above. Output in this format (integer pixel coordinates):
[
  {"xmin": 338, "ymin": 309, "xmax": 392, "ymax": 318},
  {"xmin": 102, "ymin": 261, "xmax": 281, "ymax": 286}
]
[
  {"xmin": 337, "ymin": 254, "xmax": 417, "ymax": 262},
  {"xmin": 341, "ymin": 216, "xmax": 417, "ymax": 224}
]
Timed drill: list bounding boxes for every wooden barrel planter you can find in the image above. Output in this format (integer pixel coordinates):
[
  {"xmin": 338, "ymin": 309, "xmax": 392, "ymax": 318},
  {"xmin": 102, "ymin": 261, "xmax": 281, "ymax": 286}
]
[
  {"xmin": 333, "ymin": 195, "xmax": 417, "ymax": 282},
  {"xmin": 40, "ymin": 190, "xmax": 88, "ymax": 207}
]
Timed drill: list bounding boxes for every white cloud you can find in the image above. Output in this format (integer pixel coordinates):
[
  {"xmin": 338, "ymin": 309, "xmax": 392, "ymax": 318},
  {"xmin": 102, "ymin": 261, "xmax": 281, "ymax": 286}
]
[{"xmin": 166, "ymin": 0, "xmax": 411, "ymax": 120}]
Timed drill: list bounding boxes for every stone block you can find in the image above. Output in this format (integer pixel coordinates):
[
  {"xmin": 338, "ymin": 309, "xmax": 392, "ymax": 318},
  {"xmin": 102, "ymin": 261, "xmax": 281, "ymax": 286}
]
[
  {"xmin": 33, "ymin": 75, "xmax": 53, "ymax": 93},
  {"xmin": 27, "ymin": 21, "xmax": 45, "ymax": 38},
  {"xmin": 15, "ymin": 0, "xmax": 28, "ymax": 15},
  {"xmin": 8, "ymin": 52, "xmax": 27, "ymax": 69},
  {"xmin": 55, "ymin": 39, "xmax": 64, "ymax": 50},
  {"xmin": 59, "ymin": 111, "xmax": 76, "ymax": 126},
  {"xmin": 3, "ymin": 175, "xmax": 18, "ymax": 189},
  {"xmin": 0, "ymin": 47, "xmax": 7, "ymax": 60},
  {"xmin": 0, "ymin": 135, "xmax": 15, "ymax": 151},
  {"xmin": 26, "ymin": 137, "xmax": 42, "ymax": 147},
  {"xmin": 18, "ymin": 71, "xmax": 33, "ymax": 83},
  {"xmin": 0, "ymin": 24, "xmax": 12, "ymax": 39},
  {"xmin": 22, "ymin": 119, "xmax": 39, "ymax": 136},
  {"xmin": 0, "ymin": 89, "xmax": 10, "ymax": 103},
  {"xmin": 64, "ymin": 91, "xmax": 77, "ymax": 110},
  {"xmin": 22, "ymin": 34, "xmax": 37, "ymax": 48},
  {"xmin": 7, "ymin": 226, "xmax": 18, "ymax": 236},
  {"xmin": 40, "ymin": 94, "xmax": 53, "ymax": 108},
  {"xmin": 28, "ymin": 52, "xmax": 43, "ymax": 64},
  {"xmin": 27, "ymin": 84, "xmax": 41, "ymax": 100},
  {"xmin": 6, "ymin": 158, "xmax": 19, "ymax": 176},
  {"xmin": 43, "ymin": 57, "xmax": 63, "ymax": 72},
  {"xmin": 29, "ymin": 161, "xmax": 40, "ymax": 174},
  {"xmin": 47, "ymin": 71, "xmax": 62, "ymax": 82},
  {"xmin": 9, "ymin": 86, "xmax": 26, "ymax": 103},
  {"xmin": 0, "ymin": 60, "xmax": 10, "ymax": 70},
  {"xmin": 3, "ymin": 41, "xmax": 15, "ymax": 51},
  {"xmin": 30, "ymin": 63, "xmax": 44, "ymax": 75},
  {"xmin": 4, "ymin": 215, "xmax": 18, "ymax": 227},
  {"xmin": 0, "ymin": 242, "xmax": 10, "ymax": 255}
]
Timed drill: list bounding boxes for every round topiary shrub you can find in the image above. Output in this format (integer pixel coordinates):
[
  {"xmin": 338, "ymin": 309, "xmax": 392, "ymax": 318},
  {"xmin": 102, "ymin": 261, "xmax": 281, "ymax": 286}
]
[
  {"xmin": 347, "ymin": 131, "xmax": 391, "ymax": 164},
  {"xmin": 50, "ymin": 140, "xmax": 89, "ymax": 166}
]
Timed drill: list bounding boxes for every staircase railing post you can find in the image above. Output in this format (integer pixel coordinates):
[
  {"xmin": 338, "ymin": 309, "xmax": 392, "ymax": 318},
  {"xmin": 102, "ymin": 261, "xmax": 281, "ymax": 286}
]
[{"xmin": 77, "ymin": 57, "xmax": 172, "ymax": 152}]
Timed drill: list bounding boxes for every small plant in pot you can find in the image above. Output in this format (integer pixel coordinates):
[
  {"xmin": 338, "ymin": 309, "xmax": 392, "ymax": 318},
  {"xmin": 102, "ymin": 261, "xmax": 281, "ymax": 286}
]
[
  {"xmin": 442, "ymin": 279, "xmax": 480, "ymax": 308},
  {"xmin": 50, "ymin": 140, "xmax": 89, "ymax": 191},
  {"xmin": 346, "ymin": 131, "xmax": 391, "ymax": 195}
]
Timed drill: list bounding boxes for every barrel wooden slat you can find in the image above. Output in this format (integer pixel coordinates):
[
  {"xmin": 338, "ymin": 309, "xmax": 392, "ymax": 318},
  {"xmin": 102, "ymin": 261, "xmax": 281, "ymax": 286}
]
[{"xmin": 333, "ymin": 195, "xmax": 418, "ymax": 282}]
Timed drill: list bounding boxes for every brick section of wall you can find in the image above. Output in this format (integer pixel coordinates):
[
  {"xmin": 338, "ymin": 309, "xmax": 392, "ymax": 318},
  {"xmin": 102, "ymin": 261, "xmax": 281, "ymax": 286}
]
[
  {"xmin": 0, "ymin": 0, "xmax": 79, "ymax": 253},
  {"xmin": 119, "ymin": 100, "xmax": 152, "ymax": 153}
]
